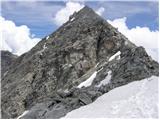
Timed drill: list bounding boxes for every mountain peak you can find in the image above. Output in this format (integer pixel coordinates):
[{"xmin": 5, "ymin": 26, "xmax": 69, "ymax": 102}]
[
  {"xmin": 68, "ymin": 5, "xmax": 102, "ymax": 23},
  {"xmin": 2, "ymin": 5, "xmax": 159, "ymax": 119},
  {"xmin": 80, "ymin": 5, "xmax": 95, "ymax": 13}
]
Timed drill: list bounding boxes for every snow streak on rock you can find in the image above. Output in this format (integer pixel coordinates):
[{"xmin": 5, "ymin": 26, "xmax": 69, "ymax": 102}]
[
  {"xmin": 70, "ymin": 17, "xmax": 75, "ymax": 22},
  {"xmin": 78, "ymin": 71, "xmax": 97, "ymax": 88},
  {"xmin": 17, "ymin": 111, "xmax": 29, "ymax": 119},
  {"xmin": 46, "ymin": 36, "xmax": 49, "ymax": 40},
  {"xmin": 96, "ymin": 70, "xmax": 112, "ymax": 87},
  {"xmin": 109, "ymin": 51, "xmax": 121, "ymax": 61}
]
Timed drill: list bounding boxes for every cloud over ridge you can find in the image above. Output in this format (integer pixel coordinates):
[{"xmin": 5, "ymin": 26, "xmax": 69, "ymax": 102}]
[
  {"xmin": 53, "ymin": 1, "xmax": 84, "ymax": 26},
  {"xmin": 0, "ymin": 16, "xmax": 40, "ymax": 55},
  {"xmin": 108, "ymin": 17, "xmax": 158, "ymax": 61},
  {"xmin": 53, "ymin": 1, "xmax": 105, "ymax": 26}
]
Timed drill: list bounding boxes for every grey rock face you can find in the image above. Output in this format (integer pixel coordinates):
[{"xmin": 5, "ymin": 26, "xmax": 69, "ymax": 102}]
[
  {"xmin": 1, "ymin": 6, "xmax": 159, "ymax": 119},
  {"xmin": 1, "ymin": 50, "xmax": 17, "ymax": 77}
]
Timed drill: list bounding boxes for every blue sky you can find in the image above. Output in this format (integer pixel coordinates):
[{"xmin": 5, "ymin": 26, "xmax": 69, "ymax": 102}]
[{"xmin": 1, "ymin": 1, "xmax": 158, "ymax": 38}]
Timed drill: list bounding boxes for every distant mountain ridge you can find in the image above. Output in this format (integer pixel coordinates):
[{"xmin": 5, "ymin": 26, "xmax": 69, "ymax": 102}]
[{"xmin": 1, "ymin": 6, "xmax": 159, "ymax": 119}]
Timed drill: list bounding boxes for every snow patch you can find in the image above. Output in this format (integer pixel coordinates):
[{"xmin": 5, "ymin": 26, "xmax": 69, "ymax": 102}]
[
  {"xmin": 46, "ymin": 36, "xmax": 49, "ymax": 40},
  {"xmin": 109, "ymin": 51, "xmax": 121, "ymax": 61},
  {"xmin": 78, "ymin": 71, "xmax": 97, "ymax": 88},
  {"xmin": 17, "ymin": 110, "xmax": 29, "ymax": 119},
  {"xmin": 96, "ymin": 70, "xmax": 112, "ymax": 87},
  {"xmin": 64, "ymin": 89, "xmax": 69, "ymax": 93},
  {"xmin": 95, "ymin": 62, "xmax": 100, "ymax": 68},
  {"xmin": 125, "ymin": 41, "xmax": 128, "ymax": 45},
  {"xmin": 70, "ymin": 17, "xmax": 75, "ymax": 21},
  {"xmin": 64, "ymin": 76, "xmax": 158, "ymax": 118},
  {"xmin": 37, "ymin": 43, "xmax": 47, "ymax": 55},
  {"xmin": 43, "ymin": 43, "xmax": 47, "ymax": 50},
  {"xmin": 62, "ymin": 64, "xmax": 72, "ymax": 69},
  {"xmin": 97, "ymin": 67, "xmax": 103, "ymax": 73},
  {"xmin": 3, "ymin": 71, "xmax": 8, "ymax": 77}
]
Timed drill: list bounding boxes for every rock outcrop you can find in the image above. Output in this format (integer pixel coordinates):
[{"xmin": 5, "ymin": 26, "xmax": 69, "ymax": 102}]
[
  {"xmin": 1, "ymin": 6, "xmax": 159, "ymax": 119},
  {"xmin": 1, "ymin": 50, "xmax": 18, "ymax": 77}
]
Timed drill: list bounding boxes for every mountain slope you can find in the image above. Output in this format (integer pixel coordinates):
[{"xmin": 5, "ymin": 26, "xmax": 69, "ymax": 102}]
[{"xmin": 1, "ymin": 6, "xmax": 159, "ymax": 119}]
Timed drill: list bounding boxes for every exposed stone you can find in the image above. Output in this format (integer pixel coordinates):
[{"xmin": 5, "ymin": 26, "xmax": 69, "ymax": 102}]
[{"xmin": 1, "ymin": 50, "xmax": 18, "ymax": 77}]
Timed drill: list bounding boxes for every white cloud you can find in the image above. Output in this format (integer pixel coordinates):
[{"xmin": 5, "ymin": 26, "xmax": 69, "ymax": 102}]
[
  {"xmin": 96, "ymin": 7, "xmax": 105, "ymax": 16},
  {"xmin": 53, "ymin": 1, "xmax": 84, "ymax": 26},
  {"xmin": 0, "ymin": 16, "xmax": 40, "ymax": 55},
  {"xmin": 108, "ymin": 17, "xmax": 159, "ymax": 61},
  {"xmin": 53, "ymin": 1, "xmax": 105, "ymax": 26}
]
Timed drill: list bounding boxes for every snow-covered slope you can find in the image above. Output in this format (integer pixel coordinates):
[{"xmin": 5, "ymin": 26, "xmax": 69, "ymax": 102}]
[{"xmin": 63, "ymin": 76, "xmax": 159, "ymax": 118}]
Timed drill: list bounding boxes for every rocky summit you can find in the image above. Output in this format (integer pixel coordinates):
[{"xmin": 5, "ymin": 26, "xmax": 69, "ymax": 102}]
[{"xmin": 1, "ymin": 6, "xmax": 159, "ymax": 119}]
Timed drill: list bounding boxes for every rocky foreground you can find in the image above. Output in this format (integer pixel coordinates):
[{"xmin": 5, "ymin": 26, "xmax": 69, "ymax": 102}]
[{"xmin": 1, "ymin": 6, "xmax": 159, "ymax": 118}]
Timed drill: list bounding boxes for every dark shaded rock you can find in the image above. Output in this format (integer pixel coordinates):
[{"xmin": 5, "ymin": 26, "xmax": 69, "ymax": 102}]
[
  {"xmin": 1, "ymin": 50, "xmax": 18, "ymax": 77},
  {"xmin": 78, "ymin": 93, "xmax": 92, "ymax": 105}
]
